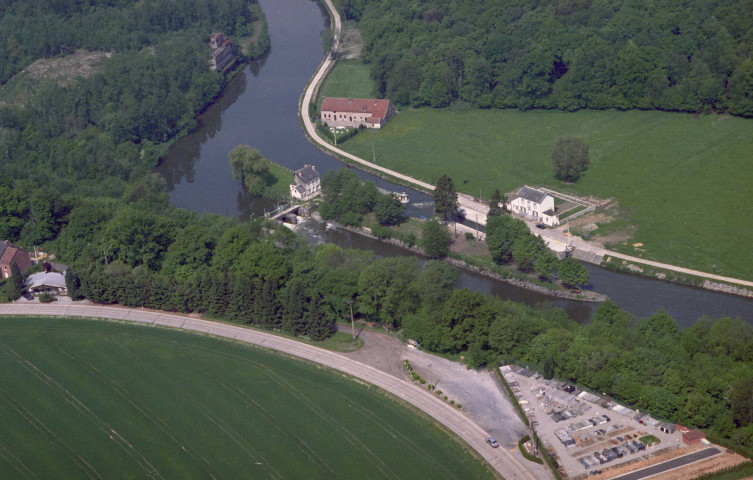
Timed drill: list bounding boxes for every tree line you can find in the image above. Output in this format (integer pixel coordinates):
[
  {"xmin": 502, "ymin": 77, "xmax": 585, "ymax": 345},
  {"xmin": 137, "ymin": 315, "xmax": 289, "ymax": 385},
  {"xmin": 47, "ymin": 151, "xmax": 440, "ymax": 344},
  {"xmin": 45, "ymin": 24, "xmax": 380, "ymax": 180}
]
[{"xmin": 341, "ymin": 0, "xmax": 753, "ymax": 116}]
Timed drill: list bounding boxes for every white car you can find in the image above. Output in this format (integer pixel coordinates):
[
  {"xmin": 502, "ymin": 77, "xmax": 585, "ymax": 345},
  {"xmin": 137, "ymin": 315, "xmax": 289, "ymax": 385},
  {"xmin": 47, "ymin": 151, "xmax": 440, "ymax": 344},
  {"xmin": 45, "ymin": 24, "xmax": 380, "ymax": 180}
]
[{"xmin": 485, "ymin": 437, "xmax": 499, "ymax": 448}]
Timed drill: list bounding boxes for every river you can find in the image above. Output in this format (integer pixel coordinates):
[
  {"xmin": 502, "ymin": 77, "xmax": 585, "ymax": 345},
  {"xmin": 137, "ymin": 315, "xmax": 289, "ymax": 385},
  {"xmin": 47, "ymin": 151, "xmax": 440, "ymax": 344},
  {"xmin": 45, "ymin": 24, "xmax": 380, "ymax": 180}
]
[{"xmin": 156, "ymin": 0, "xmax": 753, "ymax": 327}]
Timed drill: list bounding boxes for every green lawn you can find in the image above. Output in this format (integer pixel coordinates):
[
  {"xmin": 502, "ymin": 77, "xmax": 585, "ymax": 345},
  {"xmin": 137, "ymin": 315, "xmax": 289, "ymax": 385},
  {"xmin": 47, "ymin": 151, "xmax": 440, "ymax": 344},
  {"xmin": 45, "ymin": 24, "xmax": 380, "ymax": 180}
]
[
  {"xmin": 318, "ymin": 59, "xmax": 375, "ymax": 104},
  {"xmin": 266, "ymin": 161, "xmax": 294, "ymax": 198},
  {"xmin": 319, "ymin": 62, "xmax": 753, "ymax": 280},
  {"xmin": 0, "ymin": 317, "xmax": 495, "ymax": 479}
]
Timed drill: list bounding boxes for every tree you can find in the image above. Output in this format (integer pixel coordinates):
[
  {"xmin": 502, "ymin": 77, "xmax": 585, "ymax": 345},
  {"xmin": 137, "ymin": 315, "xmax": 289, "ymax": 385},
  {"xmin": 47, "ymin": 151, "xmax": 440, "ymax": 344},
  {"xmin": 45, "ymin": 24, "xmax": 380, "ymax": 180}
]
[
  {"xmin": 420, "ymin": 219, "xmax": 450, "ymax": 259},
  {"xmin": 4, "ymin": 262, "xmax": 24, "ymax": 300},
  {"xmin": 488, "ymin": 189, "xmax": 506, "ymax": 218},
  {"xmin": 485, "ymin": 216, "xmax": 529, "ymax": 264},
  {"xmin": 374, "ymin": 194, "xmax": 404, "ymax": 226},
  {"xmin": 512, "ymin": 235, "xmax": 547, "ymax": 272},
  {"xmin": 551, "ymin": 137, "xmax": 590, "ymax": 182},
  {"xmin": 229, "ymin": 145, "xmax": 272, "ymax": 196},
  {"xmin": 558, "ymin": 257, "xmax": 589, "ymax": 288},
  {"xmin": 433, "ymin": 175, "xmax": 458, "ymax": 220}
]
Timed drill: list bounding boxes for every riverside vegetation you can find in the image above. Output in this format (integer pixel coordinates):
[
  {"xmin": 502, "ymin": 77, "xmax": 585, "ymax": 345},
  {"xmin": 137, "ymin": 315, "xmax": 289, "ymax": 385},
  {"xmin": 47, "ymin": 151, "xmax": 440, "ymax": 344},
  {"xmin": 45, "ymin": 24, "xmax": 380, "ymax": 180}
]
[{"xmin": 2, "ymin": 0, "xmax": 753, "ymax": 461}]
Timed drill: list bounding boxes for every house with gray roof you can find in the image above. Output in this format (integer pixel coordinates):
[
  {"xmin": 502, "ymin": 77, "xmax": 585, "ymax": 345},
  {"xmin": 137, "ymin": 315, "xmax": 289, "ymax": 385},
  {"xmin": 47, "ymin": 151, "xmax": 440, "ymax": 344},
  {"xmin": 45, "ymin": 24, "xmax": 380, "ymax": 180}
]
[
  {"xmin": 508, "ymin": 186, "xmax": 560, "ymax": 226},
  {"xmin": 24, "ymin": 271, "xmax": 67, "ymax": 296},
  {"xmin": 290, "ymin": 165, "xmax": 321, "ymax": 200}
]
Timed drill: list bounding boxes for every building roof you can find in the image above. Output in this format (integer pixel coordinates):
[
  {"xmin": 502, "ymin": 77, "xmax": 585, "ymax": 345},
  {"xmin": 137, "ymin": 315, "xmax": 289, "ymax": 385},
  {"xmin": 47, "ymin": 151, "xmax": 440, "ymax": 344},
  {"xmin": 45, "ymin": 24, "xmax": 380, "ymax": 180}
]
[
  {"xmin": 295, "ymin": 165, "xmax": 319, "ymax": 185},
  {"xmin": 683, "ymin": 429, "xmax": 706, "ymax": 441},
  {"xmin": 516, "ymin": 186, "xmax": 550, "ymax": 204},
  {"xmin": 24, "ymin": 271, "xmax": 66, "ymax": 290},
  {"xmin": 321, "ymin": 97, "xmax": 392, "ymax": 120},
  {"xmin": 1, "ymin": 246, "xmax": 22, "ymax": 266}
]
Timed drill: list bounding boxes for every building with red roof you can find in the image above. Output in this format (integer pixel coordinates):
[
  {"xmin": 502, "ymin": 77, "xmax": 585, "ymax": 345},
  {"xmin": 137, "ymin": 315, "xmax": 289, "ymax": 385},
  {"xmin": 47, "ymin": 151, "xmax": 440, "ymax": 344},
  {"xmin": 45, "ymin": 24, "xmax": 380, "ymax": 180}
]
[
  {"xmin": 320, "ymin": 97, "xmax": 396, "ymax": 129},
  {"xmin": 0, "ymin": 241, "xmax": 32, "ymax": 279}
]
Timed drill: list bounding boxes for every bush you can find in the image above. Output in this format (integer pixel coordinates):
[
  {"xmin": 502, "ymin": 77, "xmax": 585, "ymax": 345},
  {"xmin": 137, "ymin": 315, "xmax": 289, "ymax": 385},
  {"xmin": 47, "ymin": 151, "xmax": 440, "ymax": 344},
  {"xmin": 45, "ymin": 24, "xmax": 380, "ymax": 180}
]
[
  {"xmin": 39, "ymin": 292, "xmax": 56, "ymax": 303},
  {"xmin": 419, "ymin": 378, "xmax": 426, "ymax": 384},
  {"xmin": 449, "ymin": 400, "xmax": 455, "ymax": 405},
  {"xmin": 465, "ymin": 232, "xmax": 475, "ymax": 241},
  {"xmin": 518, "ymin": 435, "xmax": 544, "ymax": 464}
]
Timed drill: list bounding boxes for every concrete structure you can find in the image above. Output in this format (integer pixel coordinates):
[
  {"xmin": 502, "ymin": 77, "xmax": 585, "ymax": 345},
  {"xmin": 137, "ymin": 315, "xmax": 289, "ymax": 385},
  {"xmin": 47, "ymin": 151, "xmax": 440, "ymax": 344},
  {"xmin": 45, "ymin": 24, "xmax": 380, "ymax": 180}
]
[
  {"xmin": 509, "ymin": 186, "xmax": 560, "ymax": 226},
  {"xmin": 290, "ymin": 165, "xmax": 321, "ymax": 200},
  {"xmin": 320, "ymin": 97, "xmax": 396, "ymax": 129},
  {"xmin": 24, "ymin": 271, "xmax": 67, "ymax": 295},
  {"xmin": 0, "ymin": 241, "xmax": 32, "ymax": 279},
  {"xmin": 209, "ymin": 32, "xmax": 236, "ymax": 72}
]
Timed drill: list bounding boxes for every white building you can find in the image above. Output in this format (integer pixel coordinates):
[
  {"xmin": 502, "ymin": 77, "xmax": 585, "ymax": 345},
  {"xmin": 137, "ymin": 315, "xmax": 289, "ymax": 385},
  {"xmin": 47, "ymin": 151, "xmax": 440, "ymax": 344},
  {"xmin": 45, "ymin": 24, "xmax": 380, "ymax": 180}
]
[
  {"xmin": 290, "ymin": 165, "xmax": 321, "ymax": 200},
  {"xmin": 508, "ymin": 186, "xmax": 560, "ymax": 226}
]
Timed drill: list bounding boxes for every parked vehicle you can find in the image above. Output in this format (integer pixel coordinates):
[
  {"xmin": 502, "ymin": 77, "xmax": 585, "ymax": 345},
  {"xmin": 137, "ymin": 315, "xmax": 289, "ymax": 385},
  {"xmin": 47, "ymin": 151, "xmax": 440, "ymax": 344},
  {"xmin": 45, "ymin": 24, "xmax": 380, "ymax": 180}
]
[{"xmin": 485, "ymin": 437, "xmax": 500, "ymax": 448}]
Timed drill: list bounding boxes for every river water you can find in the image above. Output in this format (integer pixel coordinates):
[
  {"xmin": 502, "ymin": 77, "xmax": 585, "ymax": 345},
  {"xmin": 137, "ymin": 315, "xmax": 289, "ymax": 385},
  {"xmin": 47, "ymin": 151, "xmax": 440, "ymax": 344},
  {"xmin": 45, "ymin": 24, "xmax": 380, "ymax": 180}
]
[{"xmin": 156, "ymin": 0, "xmax": 753, "ymax": 327}]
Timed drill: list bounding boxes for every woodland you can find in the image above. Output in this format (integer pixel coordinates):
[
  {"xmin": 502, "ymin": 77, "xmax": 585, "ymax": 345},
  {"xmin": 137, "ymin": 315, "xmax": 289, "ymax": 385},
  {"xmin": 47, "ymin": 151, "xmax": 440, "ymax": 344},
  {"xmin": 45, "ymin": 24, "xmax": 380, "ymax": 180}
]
[{"xmin": 341, "ymin": 0, "xmax": 753, "ymax": 115}]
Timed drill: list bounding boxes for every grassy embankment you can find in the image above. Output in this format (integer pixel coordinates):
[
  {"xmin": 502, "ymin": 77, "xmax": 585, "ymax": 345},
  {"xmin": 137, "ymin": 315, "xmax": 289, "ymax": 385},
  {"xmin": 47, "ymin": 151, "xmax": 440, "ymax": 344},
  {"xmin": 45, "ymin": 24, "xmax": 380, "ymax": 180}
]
[
  {"xmin": 319, "ymin": 62, "xmax": 753, "ymax": 281},
  {"xmin": 0, "ymin": 317, "xmax": 496, "ymax": 479}
]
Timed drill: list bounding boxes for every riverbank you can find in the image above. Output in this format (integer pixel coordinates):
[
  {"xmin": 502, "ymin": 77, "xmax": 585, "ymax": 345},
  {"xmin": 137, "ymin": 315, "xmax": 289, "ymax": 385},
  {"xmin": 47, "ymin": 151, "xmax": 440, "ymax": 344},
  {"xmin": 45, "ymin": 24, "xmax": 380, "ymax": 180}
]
[{"xmin": 302, "ymin": 214, "xmax": 607, "ymax": 303}]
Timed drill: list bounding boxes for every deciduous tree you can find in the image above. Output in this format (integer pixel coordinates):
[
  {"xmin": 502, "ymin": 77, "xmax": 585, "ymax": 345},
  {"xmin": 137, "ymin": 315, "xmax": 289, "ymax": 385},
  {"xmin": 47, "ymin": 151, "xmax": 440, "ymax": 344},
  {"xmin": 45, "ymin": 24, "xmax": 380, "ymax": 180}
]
[{"xmin": 551, "ymin": 137, "xmax": 590, "ymax": 182}]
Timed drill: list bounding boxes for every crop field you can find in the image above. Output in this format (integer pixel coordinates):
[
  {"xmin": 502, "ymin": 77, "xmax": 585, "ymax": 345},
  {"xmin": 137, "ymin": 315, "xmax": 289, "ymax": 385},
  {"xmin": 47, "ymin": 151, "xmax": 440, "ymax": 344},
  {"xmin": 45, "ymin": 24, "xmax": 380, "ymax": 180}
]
[
  {"xmin": 321, "ymin": 62, "xmax": 753, "ymax": 280},
  {"xmin": 0, "ymin": 317, "xmax": 494, "ymax": 479}
]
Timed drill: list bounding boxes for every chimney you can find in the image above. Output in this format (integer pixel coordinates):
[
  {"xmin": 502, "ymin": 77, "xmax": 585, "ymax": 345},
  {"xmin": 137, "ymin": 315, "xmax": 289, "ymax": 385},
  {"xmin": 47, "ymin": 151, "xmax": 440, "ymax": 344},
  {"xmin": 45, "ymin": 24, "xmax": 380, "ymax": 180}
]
[{"xmin": 348, "ymin": 97, "xmax": 352, "ymax": 103}]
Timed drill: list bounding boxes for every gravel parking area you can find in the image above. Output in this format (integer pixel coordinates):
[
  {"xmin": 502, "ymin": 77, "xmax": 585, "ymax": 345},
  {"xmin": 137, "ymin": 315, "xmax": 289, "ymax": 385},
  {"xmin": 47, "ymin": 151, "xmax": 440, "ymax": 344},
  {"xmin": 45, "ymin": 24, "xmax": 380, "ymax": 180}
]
[{"xmin": 503, "ymin": 366, "xmax": 686, "ymax": 478}]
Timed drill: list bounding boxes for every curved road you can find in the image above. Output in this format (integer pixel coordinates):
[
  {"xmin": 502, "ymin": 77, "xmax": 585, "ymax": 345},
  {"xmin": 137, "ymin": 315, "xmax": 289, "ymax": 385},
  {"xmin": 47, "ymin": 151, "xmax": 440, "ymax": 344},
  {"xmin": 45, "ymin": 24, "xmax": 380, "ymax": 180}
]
[
  {"xmin": 0, "ymin": 303, "xmax": 538, "ymax": 480},
  {"xmin": 300, "ymin": 0, "xmax": 753, "ymax": 291}
]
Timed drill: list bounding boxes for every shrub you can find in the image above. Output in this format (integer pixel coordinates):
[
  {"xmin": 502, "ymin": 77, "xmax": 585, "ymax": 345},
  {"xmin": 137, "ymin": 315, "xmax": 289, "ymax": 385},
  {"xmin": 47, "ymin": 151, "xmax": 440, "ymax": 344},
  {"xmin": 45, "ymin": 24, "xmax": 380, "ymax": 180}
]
[
  {"xmin": 39, "ymin": 293, "xmax": 56, "ymax": 303},
  {"xmin": 449, "ymin": 400, "xmax": 455, "ymax": 405},
  {"xmin": 456, "ymin": 404, "xmax": 462, "ymax": 409},
  {"xmin": 419, "ymin": 378, "xmax": 426, "ymax": 384},
  {"xmin": 443, "ymin": 396, "xmax": 448, "ymax": 400},
  {"xmin": 465, "ymin": 232, "xmax": 475, "ymax": 241}
]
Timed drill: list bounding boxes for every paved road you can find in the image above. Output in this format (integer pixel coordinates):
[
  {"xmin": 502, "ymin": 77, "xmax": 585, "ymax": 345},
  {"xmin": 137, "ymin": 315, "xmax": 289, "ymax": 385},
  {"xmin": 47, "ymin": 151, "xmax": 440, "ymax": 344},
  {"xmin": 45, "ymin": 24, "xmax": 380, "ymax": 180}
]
[
  {"xmin": 0, "ymin": 303, "xmax": 539, "ymax": 480},
  {"xmin": 610, "ymin": 447, "xmax": 721, "ymax": 480}
]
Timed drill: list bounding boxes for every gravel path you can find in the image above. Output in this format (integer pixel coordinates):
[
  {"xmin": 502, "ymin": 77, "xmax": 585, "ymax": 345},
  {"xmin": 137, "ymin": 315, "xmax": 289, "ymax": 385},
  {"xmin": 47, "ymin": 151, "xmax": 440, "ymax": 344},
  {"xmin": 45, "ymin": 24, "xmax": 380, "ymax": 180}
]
[{"xmin": 0, "ymin": 303, "xmax": 541, "ymax": 480}]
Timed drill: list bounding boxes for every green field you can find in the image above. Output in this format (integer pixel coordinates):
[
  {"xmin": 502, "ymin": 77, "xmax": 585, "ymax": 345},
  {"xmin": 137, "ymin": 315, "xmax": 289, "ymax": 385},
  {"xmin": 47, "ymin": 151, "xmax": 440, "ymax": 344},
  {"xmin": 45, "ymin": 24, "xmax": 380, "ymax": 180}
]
[
  {"xmin": 319, "ymin": 63, "xmax": 753, "ymax": 280},
  {"xmin": 319, "ymin": 59, "xmax": 375, "ymax": 104},
  {"xmin": 0, "ymin": 317, "xmax": 494, "ymax": 479}
]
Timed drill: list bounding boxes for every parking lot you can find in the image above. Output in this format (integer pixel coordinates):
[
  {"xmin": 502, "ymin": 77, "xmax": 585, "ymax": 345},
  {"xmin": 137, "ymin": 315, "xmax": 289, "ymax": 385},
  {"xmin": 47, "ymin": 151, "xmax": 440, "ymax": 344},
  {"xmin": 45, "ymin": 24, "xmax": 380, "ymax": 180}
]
[{"xmin": 502, "ymin": 366, "xmax": 686, "ymax": 478}]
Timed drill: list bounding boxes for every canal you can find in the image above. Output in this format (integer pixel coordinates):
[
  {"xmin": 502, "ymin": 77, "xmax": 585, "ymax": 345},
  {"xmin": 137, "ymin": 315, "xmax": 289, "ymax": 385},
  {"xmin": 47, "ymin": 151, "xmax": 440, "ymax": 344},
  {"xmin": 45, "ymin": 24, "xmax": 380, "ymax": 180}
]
[{"xmin": 156, "ymin": 0, "xmax": 753, "ymax": 327}]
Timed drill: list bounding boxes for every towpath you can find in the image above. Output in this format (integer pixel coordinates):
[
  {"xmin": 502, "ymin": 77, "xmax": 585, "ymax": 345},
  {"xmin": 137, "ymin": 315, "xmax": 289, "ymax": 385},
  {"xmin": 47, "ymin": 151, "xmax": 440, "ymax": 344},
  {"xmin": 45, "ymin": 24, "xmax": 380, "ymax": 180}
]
[{"xmin": 0, "ymin": 303, "xmax": 540, "ymax": 480}]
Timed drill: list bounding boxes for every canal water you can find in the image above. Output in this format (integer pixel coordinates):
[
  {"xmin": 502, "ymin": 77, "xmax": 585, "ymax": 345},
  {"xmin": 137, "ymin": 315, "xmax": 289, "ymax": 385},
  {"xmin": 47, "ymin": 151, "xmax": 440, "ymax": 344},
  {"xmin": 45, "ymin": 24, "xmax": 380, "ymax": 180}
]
[{"xmin": 156, "ymin": 0, "xmax": 753, "ymax": 327}]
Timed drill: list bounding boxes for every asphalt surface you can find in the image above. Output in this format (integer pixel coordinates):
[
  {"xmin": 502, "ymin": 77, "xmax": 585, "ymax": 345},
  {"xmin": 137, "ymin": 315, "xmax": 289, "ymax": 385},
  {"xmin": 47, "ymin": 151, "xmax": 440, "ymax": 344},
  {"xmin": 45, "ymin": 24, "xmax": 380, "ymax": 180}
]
[
  {"xmin": 610, "ymin": 447, "xmax": 721, "ymax": 480},
  {"xmin": 0, "ymin": 303, "xmax": 540, "ymax": 480}
]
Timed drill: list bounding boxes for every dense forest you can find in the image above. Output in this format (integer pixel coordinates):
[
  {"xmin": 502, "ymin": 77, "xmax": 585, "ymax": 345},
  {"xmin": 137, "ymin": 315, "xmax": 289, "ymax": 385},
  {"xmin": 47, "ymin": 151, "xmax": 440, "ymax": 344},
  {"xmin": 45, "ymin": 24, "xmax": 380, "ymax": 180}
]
[
  {"xmin": 340, "ymin": 0, "xmax": 753, "ymax": 116},
  {"xmin": 0, "ymin": 0, "xmax": 269, "ymax": 247}
]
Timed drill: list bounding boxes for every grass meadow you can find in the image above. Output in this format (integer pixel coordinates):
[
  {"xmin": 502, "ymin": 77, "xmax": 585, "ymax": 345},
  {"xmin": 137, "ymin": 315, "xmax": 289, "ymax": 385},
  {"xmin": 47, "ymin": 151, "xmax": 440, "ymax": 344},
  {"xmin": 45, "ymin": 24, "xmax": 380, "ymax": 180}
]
[
  {"xmin": 319, "ymin": 63, "xmax": 753, "ymax": 280},
  {"xmin": 0, "ymin": 317, "xmax": 495, "ymax": 479}
]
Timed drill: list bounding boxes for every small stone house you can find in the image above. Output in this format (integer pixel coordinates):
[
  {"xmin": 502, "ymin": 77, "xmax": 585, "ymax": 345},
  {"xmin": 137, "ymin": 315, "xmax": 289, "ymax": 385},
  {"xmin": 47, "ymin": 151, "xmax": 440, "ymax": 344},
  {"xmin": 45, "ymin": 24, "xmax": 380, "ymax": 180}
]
[
  {"xmin": 508, "ymin": 186, "xmax": 560, "ymax": 227},
  {"xmin": 210, "ymin": 32, "xmax": 236, "ymax": 72},
  {"xmin": 0, "ymin": 241, "xmax": 32, "ymax": 279},
  {"xmin": 320, "ymin": 97, "xmax": 396, "ymax": 129},
  {"xmin": 290, "ymin": 165, "xmax": 321, "ymax": 200}
]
